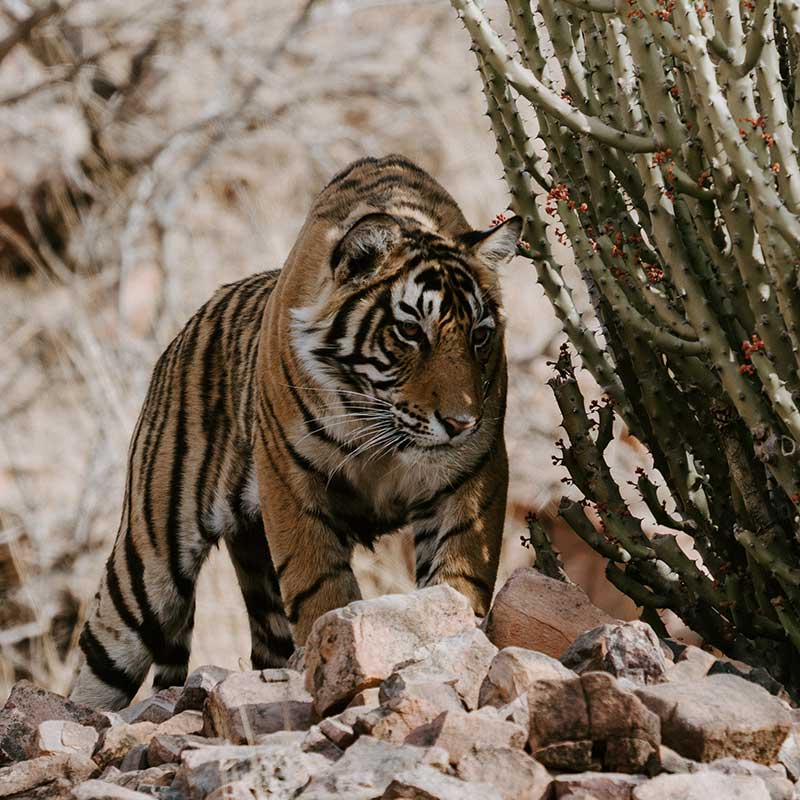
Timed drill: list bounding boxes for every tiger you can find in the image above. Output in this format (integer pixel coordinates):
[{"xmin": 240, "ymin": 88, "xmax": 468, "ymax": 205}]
[{"xmin": 69, "ymin": 154, "xmax": 522, "ymax": 710}]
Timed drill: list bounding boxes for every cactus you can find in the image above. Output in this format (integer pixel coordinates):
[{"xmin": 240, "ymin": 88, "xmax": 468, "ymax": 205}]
[{"xmin": 452, "ymin": 0, "xmax": 800, "ymax": 685}]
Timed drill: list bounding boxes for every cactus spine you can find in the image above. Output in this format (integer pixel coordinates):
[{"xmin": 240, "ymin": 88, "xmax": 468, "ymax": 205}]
[{"xmin": 453, "ymin": 0, "xmax": 800, "ymax": 685}]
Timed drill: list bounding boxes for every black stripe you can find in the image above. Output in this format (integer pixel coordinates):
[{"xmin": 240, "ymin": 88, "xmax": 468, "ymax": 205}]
[
  {"xmin": 285, "ymin": 564, "xmax": 351, "ymax": 624},
  {"xmin": 79, "ymin": 624, "xmax": 140, "ymax": 697},
  {"xmin": 451, "ymin": 572, "xmax": 493, "ymax": 596}
]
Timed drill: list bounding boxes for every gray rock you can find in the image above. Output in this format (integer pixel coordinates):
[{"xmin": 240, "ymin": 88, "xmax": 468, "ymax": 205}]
[
  {"xmin": 381, "ymin": 765, "xmax": 500, "ymax": 799},
  {"xmin": 553, "ymin": 772, "xmax": 646, "ymax": 800},
  {"xmin": 304, "ymin": 586, "xmax": 476, "ymax": 715},
  {"xmin": 118, "ymin": 689, "xmax": 179, "ymax": 725},
  {"xmin": 298, "ymin": 735, "xmax": 449, "ymax": 799},
  {"xmin": 632, "ymin": 772, "xmax": 771, "ymax": 799},
  {"xmin": 354, "ymin": 696, "xmax": 444, "ymax": 745},
  {"xmin": 457, "ymin": 746, "xmax": 551, "ymax": 800},
  {"xmin": 71, "ymin": 780, "xmax": 152, "ymax": 799},
  {"xmin": 636, "ymin": 674, "xmax": 792, "ymax": 764},
  {"xmin": 174, "ymin": 665, "xmax": 231, "ymax": 714},
  {"xmin": 205, "ymin": 668, "xmax": 315, "ymax": 743},
  {"xmin": 380, "ymin": 666, "xmax": 464, "ymax": 713},
  {"xmin": 561, "ymin": 622, "xmax": 668, "ymax": 685},
  {"xmin": 147, "ymin": 733, "xmax": 215, "ymax": 767},
  {"xmin": 666, "ymin": 645, "xmax": 716, "ymax": 684}
]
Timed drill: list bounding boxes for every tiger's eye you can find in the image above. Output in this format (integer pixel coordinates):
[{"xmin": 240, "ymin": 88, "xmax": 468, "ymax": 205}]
[
  {"xmin": 397, "ymin": 321, "xmax": 421, "ymax": 338},
  {"xmin": 473, "ymin": 326, "xmax": 492, "ymax": 347}
]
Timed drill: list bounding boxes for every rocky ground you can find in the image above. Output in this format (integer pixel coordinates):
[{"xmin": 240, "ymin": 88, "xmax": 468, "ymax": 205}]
[{"xmin": 1, "ymin": 570, "xmax": 797, "ymax": 800}]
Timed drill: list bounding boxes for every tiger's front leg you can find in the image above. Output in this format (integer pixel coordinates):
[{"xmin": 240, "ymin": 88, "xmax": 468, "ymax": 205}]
[
  {"xmin": 257, "ymin": 467, "xmax": 362, "ymax": 645},
  {"xmin": 412, "ymin": 444, "xmax": 508, "ymax": 616}
]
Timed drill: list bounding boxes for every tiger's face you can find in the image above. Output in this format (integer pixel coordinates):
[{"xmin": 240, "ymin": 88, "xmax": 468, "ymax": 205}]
[{"xmin": 291, "ymin": 212, "xmax": 522, "ymax": 456}]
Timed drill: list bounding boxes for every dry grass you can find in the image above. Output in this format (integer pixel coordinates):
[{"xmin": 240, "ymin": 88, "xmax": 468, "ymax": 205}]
[{"xmin": 0, "ymin": 0, "xmax": 648, "ymax": 703}]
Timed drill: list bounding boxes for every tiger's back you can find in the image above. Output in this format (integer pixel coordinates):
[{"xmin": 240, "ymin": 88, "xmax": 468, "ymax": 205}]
[{"xmin": 72, "ymin": 155, "xmax": 522, "ymax": 709}]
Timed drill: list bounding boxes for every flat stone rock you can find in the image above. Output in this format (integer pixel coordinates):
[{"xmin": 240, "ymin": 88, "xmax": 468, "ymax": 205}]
[
  {"xmin": 205, "ymin": 668, "xmax": 314, "ymax": 743},
  {"xmin": 354, "ymin": 696, "xmax": 444, "ymax": 745},
  {"xmin": 33, "ymin": 720, "xmax": 99, "ymax": 759},
  {"xmin": 666, "ymin": 645, "xmax": 716, "ymax": 684},
  {"xmin": 174, "ymin": 665, "xmax": 232, "ymax": 714},
  {"xmin": 407, "ymin": 628, "xmax": 497, "ymax": 710},
  {"xmin": 118, "ymin": 689, "xmax": 179, "ymax": 725},
  {"xmin": 405, "ymin": 708, "xmax": 527, "ymax": 765},
  {"xmin": 457, "ymin": 746, "xmax": 551, "ymax": 800},
  {"xmin": 480, "ymin": 647, "xmax": 575, "ymax": 708},
  {"xmin": 553, "ymin": 772, "xmax": 646, "ymax": 800},
  {"xmin": 560, "ymin": 622, "xmax": 667, "ymax": 685},
  {"xmin": 176, "ymin": 739, "xmax": 329, "ymax": 800},
  {"xmin": 632, "ymin": 772, "xmax": 771, "ymax": 799},
  {"xmin": 381, "ymin": 765, "xmax": 499, "ymax": 799},
  {"xmin": 71, "ymin": 780, "xmax": 152, "ymax": 799},
  {"xmin": 484, "ymin": 569, "xmax": 617, "ymax": 658},
  {"xmin": 304, "ymin": 586, "xmax": 476, "ymax": 715},
  {"xmin": 0, "ymin": 752, "xmax": 96, "ymax": 799},
  {"xmin": 106, "ymin": 764, "xmax": 177, "ymax": 792},
  {"xmin": 0, "ymin": 680, "xmax": 107, "ymax": 765},
  {"xmin": 93, "ymin": 722, "xmax": 159, "ymax": 771},
  {"xmin": 636, "ymin": 674, "xmax": 792, "ymax": 764},
  {"xmin": 380, "ymin": 666, "xmax": 464, "ymax": 713},
  {"xmin": 298, "ymin": 735, "xmax": 449, "ymax": 799},
  {"xmin": 302, "ymin": 725, "xmax": 345, "ymax": 761},
  {"xmin": 147, "ymin": 733, "xmax": 216, "ymax": 767}
]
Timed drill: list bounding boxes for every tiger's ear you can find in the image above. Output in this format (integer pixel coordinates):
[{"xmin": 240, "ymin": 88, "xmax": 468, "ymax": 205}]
[
  {"xmin": 330, "ymin": 213, "xmax": 403, "ymax": 285},
  {"xmin": 460, "ymin": 215, "xmax": 523, "ymax": 268}
]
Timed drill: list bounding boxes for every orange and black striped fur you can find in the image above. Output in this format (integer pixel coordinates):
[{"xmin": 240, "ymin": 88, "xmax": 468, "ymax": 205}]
[{"xmin": 70, "ymin": 155, "xmax": 521, "ymax": 709}]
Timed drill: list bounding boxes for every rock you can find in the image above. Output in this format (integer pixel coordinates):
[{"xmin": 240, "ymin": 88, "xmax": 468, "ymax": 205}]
[
  {"xmin": 582, "ymin": 672, "xmax": 660, "ymax": 773},
  {"xmin": 298, "ymin": 736, "xmax": 449, "ymax": 800},
  {"xmin": 381, "ymin": 765, "xmax": 499, "ymax": 799},
  {"xmin": 33, "ymin": 720, "xmax": 99, "ymax": 759},
  {"xmin": 405, "ymin": 708, "xmax": 527, "ymax": 765},
  {"xmin": 176, "ymin": 739, "xmax": 329, "ymax": 799},
  {"xmin": 484, "ymin": 568, "xmax": 617, "ymax": 658},
  {"xmin": 304, "ymin": 586, "xmax": 476, "ymax": 715},
  {"xmin": 457, "ymin": 746, "xmax": 551, "ymax": 800},
  {"xmin": 302, "ymin": 725, "xmax": 345, "ymax": 760},
  {"xmin": 0, "ymin": 680, "xmax": 107, "ymax": 765},
  {"xmin": 479, "ymin": 647, "xmax": 575, "ymax": 707},
  {"xmin": 205, "ymin": 668, "xmax": 314, "ymax": 743},
  {"xmin": 702, "ymin": 758, "xmax": 793, "ymax": 800},
  {"xmin": 527, "ymin": 673, "xmax": 659, "ymax": 773},
  {"xmin": 147, "ymin": 733, "xmax": 215, "ymax": 767},
  {"xmin": 553, "ymin": 773, "xmax": 646, "ymax": 800},
  {"xmin": 106, "ymin": 764, "xmax": 177, "ymax": 791},
  {"xmin": 354, "ymin": 696, "xmax": 444, "ymax": 744},
  {"xmin": 174, "ymin": 666, "xmax": 231, "ymax": 714},
  {"xmin": 708, "ymin": 659, "xmax": 789, "ymax": 700},
  {"xmin": 92, "ymin": 723, "xmax": 159, "ymax": 770},
  {"xmin": 560, "ymin": 622, "xmax": 668, "ymax": 685},
  {"xmin": 380, "ymin": 667, "xmax": 464, "ymax": 713},
  {"xmin": 118, "ymin": 689, "xmax": 179, "ymax": 724},
  {"xmin": 632, "ymin": 772, "xmax": 771, "ymax": 799},
  {"xmin": 155, "ymin": 710, "xmax": 204, "ymax": 736},
  {"xmin": 636, "ymin": 674, "xmax": 792, "ymax": 763},
  {"xmin": 349, "ymin": 687, "xmax": 382, "ymax": 708},
  {"xmin": 287, "ymin": 648, "xmax": 306, "ymax": 672},
  {"xmin": 0, "ymin": 752, "xmax": 96, "ymax": 799},
  {"xmin": 406, "ymin": 628, "xmax": 497, "ymax": 710},
  {"xmin": 71, "ymin": 781, "xmax": 152, "ymax": 799},
  {"xmin": 318, "ymin": 717, "xmax": 357, "ymax": 749},
  {"xmin": 666, "ymin": 645, "xmax": 716, "ymax": 684},
  {"xmin": 118, "ymin": 744, "xmax": 148, "ymax": 772},
  {"xmin": 497, "ymin": 694, "xmax": 530, "ymax": 731},
  {"xmin": 778, "ymin": 727, "xmax": 800, "ymax": 780}
]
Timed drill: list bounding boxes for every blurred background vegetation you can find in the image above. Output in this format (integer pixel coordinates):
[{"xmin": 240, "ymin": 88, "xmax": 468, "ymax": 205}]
[{"xmin": 0, "ymin": 0, "xmax": 656, "ymax": 702}]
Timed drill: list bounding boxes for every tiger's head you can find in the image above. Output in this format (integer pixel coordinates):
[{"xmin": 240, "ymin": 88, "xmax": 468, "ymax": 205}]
[{"xmin": 290, "ymin": 212, "xmax": 522, "ymax": 455}]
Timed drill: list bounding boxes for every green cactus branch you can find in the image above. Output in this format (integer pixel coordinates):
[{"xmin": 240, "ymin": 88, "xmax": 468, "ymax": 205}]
[{"xmin": 454, "ymin": 0, "xmax": 800, "ymax": 688}]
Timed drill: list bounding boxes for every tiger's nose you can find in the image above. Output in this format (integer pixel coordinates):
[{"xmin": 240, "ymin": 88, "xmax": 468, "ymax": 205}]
[{"xmin": 438, "ymin": 413, "xmax": 480, "ymax": 438}]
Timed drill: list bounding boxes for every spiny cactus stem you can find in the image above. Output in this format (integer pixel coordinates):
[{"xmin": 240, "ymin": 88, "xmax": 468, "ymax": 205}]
[
  {"xmin": 451, "ymin": 0, "xmax": 660, "ymax": 152},
  {"xmin": 605, "ymin": 562, "xmax": 670, "ymax": 607}
]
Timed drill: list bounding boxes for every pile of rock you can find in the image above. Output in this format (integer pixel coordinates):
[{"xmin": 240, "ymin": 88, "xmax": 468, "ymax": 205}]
[{"xmin": 1, "ymin": 568, "xmax": 798, "ymax": 799}]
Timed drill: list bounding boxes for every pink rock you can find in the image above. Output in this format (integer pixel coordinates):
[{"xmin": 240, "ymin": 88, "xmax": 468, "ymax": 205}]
[
  {"xmin": 33, "ymin": 720, "xmax": 99, "ymax": 759},
  {"xmin": 480, "ymin": 647, "xmax": 575, "ymax": 707},
  {"xmin": 304, "ymin": 586, "xmax": 476, "ymax": 715},
  {"xmin": 381, "ymin": 765, "xmax": 497, "ymax": 799},
  {"xmin": 632, "ymin": 772, "xmax": 771, "ymax": 799},
  {"xmin": 0, "ymin": 752, "xmax": 97, "ymax": 798},
  {"xmin": 457, "ymin": 746, "xmax": 551, "ymax": 800},
  {"xmin": 205, "ymin": 669, "xmax": 314, "ymax": 743},
  {"xmin": 554, "ymin": 772, "xmax": 646, "ymax": 799},
  {"xmin": 484, "ymin": 569, "xmax": 617, "ymax": 658},
  {"xmin": 666, "ymin": 645, "xmax": 716, "ymax": 684},
  {"xmin": 354, "ymin": 696, "xmax": 443, "ymax": 744},
  {"xmin": 405, "ymin": 708, "xmax": 527, "ymax": 765}
]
